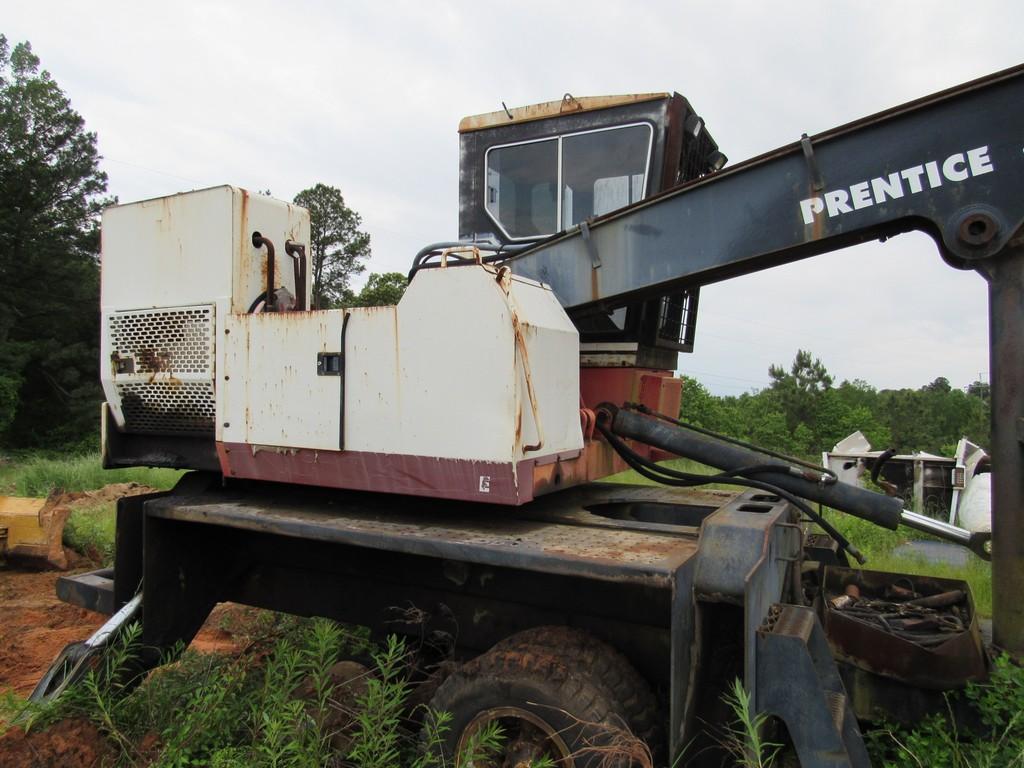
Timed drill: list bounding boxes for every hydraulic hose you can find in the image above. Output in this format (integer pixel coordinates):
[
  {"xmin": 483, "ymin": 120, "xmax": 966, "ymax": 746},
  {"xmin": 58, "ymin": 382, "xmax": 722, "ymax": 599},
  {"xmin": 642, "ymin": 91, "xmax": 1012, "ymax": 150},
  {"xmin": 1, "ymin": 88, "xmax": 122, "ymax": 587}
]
[
  {"xmin": 602, "ymin": 405, "xmax": 992, "ymax": 560},
  {"xmin": 595, "ymin": 419, "xmax": 865, "ymax": 563},
  {"xmin": 604, "ymin": 405, "xmax": 903, "ymax": 530}
]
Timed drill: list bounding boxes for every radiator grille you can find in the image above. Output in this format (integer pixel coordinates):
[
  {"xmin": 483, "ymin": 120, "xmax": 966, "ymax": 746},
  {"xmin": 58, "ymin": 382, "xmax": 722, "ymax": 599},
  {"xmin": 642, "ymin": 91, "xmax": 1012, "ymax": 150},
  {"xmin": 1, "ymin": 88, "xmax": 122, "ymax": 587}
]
[
  {"xmin": 106, "ymin": 305, "xmax": 216, "ymax": 435},
  {"xmin": 116, "ymin": 381, "xmax": 216, "ymax": 434},
  {"xmin": 108, "ymin": 306, "xmax": 213, "ymax": 375}
]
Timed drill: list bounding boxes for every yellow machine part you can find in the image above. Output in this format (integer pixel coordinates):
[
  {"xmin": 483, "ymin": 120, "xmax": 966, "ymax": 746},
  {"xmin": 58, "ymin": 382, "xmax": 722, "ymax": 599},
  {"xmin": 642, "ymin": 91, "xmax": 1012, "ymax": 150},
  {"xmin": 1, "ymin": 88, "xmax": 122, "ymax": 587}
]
[{"xmin": 0, "ymin": 495, "xmax": 70, "ymax": 569}]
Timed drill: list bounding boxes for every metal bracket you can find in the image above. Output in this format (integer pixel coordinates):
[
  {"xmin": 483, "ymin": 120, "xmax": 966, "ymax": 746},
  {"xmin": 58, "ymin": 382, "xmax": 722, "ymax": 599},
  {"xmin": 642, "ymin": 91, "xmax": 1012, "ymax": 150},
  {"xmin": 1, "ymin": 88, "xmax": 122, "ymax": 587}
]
[
  {"xmin": 580, "ymin": 220, "xmax": 601, "ymax": 268},
  {"xmin": 800, "ymin": 133, "xmax": 824, "ymax": 192}
]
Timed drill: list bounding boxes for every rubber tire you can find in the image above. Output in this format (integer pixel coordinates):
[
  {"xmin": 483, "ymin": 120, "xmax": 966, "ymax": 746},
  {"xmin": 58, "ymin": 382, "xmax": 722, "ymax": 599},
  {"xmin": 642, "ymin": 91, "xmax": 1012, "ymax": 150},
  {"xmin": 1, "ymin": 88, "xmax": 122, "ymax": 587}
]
[
  {"xmin": 426, "ymin": 646, "xmax": 633, "ymax": 767},
  {"xmin": 492, "ymin": 626, "xmax": 664, "ymax": 761}
]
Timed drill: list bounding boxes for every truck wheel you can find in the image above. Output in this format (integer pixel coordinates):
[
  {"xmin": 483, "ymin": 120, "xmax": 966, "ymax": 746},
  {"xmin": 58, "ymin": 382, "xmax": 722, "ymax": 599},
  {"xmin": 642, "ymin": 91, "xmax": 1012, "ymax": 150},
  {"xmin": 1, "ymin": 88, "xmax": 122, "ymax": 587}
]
[
  {"xmin": 491, "ymin": 626, "xmax": 664, "ymax": 762},
  {"xmin": 425, "ymin": 646, "xmax": 633, "ymax": 767}
]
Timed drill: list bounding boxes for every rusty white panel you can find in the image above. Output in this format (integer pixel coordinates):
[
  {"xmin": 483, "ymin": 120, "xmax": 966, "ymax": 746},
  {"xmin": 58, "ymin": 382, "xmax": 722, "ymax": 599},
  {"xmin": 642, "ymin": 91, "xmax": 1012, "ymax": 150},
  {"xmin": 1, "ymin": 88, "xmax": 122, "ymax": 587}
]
[
  {"xmin": 218, "ymin": 262, "xmax": 581, "ymax": 469},
  {"xmin": 347, "ymin": 264, "xmax": 583, "ymax": 463},
  {"xmin": 390, "ymin": 266, "xmax": 518, "ymax": 462},
  {"xmin": 343, "ymin": 307, "xmax": 400, "ymax": 453},
  {"xmin": 221, "ymin": 311, "xmax": 346, "ymax": 451},
  {"xmin": 101, "ymin": 186, "xmax": 309, "ymax": 316},
  {"xmin": 506, "ymin": 274, "xmax": 584, "ymax": 459},
  {"xmin": 101, "ymin": 186, "xmax": 235, "ymax": 312},
  {"xmin": 101, "ymin": 186, "xmax": 311, "ymax": 441}
]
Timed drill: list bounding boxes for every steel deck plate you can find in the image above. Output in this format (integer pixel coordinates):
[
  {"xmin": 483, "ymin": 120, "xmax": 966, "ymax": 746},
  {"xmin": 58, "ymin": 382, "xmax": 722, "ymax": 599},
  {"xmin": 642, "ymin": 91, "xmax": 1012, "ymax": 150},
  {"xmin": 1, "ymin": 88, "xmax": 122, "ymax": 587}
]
[{"xmin": 144, "ymin": 482, "xmax": 727, "ymax": 586}]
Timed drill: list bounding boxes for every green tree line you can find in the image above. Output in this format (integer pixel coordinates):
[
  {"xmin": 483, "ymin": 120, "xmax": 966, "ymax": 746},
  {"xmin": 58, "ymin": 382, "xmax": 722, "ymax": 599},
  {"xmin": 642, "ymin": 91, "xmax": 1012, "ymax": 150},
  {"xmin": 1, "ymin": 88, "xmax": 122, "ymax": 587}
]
[{"xmin": 679, "ymin": 349, "xmax": 990, "ymax": 458}]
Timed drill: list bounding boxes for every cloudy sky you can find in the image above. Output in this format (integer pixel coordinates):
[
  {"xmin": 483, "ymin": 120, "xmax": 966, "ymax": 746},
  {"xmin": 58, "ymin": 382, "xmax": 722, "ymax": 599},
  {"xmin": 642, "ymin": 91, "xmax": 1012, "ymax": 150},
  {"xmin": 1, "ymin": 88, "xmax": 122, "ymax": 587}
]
[{"xmin": 7, "ymin": 2, "xmax": 1021, "ymax": 395}]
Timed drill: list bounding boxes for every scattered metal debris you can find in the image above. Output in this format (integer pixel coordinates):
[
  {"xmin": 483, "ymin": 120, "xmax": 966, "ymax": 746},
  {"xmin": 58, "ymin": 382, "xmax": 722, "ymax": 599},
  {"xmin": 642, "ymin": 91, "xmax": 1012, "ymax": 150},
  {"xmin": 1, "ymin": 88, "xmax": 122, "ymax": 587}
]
[{"xmin": 820, "ymin": 566, "xmax": 987, "ymax": 689}]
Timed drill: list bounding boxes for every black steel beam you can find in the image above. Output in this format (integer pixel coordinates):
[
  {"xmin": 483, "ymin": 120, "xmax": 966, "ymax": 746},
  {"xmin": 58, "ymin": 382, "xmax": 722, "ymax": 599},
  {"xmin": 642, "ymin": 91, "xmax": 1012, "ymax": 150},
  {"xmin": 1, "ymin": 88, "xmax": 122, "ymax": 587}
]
[
  {"xmin": 56, "ymin": 568, "xmax": 114, "ymax": 615},
  {"xmin": 980, "ymin": 247, "xmax": 1024, "ymax": 651}
]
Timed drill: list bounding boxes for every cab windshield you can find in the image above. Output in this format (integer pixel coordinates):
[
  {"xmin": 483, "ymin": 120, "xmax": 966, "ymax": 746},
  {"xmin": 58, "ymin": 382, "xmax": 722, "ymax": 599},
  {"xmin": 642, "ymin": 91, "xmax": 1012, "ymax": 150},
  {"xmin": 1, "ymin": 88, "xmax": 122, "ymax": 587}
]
[{"xmin": 485, "ymin": 123, "xmax": 652, "ymax": 240}]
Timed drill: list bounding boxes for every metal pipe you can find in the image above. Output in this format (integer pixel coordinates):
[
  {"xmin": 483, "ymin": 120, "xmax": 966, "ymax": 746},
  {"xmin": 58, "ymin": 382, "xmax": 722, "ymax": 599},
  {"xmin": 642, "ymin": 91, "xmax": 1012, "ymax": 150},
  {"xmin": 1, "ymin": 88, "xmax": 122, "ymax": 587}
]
[
  {"xmin": 409, "ymin": 240, "xmax": 531, "ymax": 278},
  {"xmin": 606, "ymin": 406, "xmax": 905, "ymax": 530},
  {"xmin": 285, "ymin": 240, "xmax": 307, "ymax": 310},
  {"xmin": 252, "ymin": 232, "xmax": 276, "ymax": 311}
]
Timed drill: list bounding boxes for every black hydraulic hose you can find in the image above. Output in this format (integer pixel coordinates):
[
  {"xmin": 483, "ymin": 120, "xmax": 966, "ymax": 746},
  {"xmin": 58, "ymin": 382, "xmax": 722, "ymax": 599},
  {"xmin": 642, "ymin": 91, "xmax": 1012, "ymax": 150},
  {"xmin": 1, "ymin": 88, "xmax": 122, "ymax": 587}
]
[
  {"xmin": 247, "ymin": 291, "xmax": 267, "ymax": 314},
  {"xmin": 596, "ymin": 421, "xmax": 865, "ymax": 563},
  {"xmin": 871, "ymin": 447, "xmax": 897, "ymax": 485},
  {"xmin": 408, "ymin": 240, "xmax": 530, "ymax": 279},
  {"xmin": 626, "ymin": 402, "xmax": 837, "ymax": 484},
  {"xmin": 607, "ymin": 406, "xmax": 904, "ymax": 530}
]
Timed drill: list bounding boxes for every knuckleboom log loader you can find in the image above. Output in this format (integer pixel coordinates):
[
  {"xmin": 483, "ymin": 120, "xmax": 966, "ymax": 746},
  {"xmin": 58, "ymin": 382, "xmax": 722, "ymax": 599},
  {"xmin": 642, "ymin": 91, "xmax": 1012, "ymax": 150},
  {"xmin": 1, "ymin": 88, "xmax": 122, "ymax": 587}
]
[{"xmin": 37, "ymin": 65, "xmax": 1024, "ymax": 766}]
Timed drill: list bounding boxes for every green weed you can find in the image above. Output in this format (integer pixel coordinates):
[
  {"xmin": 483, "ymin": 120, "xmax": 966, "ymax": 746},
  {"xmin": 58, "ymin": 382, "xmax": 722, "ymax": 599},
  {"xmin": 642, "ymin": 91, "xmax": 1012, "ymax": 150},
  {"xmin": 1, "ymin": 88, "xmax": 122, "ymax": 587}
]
[
  {"xmin": 347, "ymin": 634, "xmax": 410, "ymax": 768},
  {"xmin": 62, "ymin": 501, "xmax": 117, "ymax": 564},
  {"xmin": 719, "ymin": 678, "xmax": 781, "ymax": 768},
  {"xmin": 11, "ymin": 452, "xmax": 182, "ymax": 496},
  {"xmin": 1, "ymin": 613, "xmax": 520, "ymax": 767},
  {"xmin": 867, "ymin": 654, "xmax": 1024, "ymax": 767}
]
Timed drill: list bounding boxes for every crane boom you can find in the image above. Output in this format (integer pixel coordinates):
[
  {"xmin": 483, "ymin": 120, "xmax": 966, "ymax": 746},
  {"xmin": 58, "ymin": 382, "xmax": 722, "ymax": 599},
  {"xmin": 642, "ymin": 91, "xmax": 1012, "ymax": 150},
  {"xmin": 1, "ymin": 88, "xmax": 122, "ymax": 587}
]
[
  {"xmin": 508, "ymin": 64, "xmax": 1024, "ymax": 308},
  {"xmin": 509, "ymin": 63, "xmax": 1024, "ymax": 653}
]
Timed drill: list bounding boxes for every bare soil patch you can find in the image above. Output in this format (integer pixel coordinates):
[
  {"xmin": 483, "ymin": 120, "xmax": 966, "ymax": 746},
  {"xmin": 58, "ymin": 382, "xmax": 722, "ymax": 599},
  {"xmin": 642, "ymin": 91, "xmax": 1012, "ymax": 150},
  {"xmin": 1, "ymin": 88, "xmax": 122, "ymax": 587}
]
[{"xmin": 0, "ymin": 717, "xmax": 114, "ymax": 768}]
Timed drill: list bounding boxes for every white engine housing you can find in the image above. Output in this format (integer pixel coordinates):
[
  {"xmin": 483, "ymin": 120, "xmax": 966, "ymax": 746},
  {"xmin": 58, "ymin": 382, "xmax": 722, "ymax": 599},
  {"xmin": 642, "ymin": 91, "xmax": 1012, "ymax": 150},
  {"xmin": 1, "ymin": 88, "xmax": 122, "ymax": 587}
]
[{"xmin": 101, "ymin": 187, "xmax": 583, "ymax": 505}]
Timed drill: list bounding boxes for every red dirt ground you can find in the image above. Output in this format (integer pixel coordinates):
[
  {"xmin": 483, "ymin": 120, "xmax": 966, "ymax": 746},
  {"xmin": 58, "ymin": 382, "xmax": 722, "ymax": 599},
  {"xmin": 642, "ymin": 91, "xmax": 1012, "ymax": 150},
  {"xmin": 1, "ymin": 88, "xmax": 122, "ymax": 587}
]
[
  {"xmin": 0, "ymin": 717, "xmax": 114, "ymax": 768},
  {"xmin": 0, "ymin": 484, "xmax": 253, "ymax": 765},
  {"xmin": 0, "ymin": 565, "xmax": 251, "ymax": 766},
  {"xmin": 0, "ymin": 567, "xmax": 247, "ymax": 697}
]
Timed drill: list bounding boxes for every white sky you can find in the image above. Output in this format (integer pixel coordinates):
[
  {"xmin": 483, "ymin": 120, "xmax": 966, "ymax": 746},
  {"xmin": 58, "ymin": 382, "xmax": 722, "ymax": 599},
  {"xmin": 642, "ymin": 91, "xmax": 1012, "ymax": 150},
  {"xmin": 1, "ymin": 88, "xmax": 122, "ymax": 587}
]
[{"xmin": 7, "ymin": 2, "xmax": 1020, "ymax": 395}]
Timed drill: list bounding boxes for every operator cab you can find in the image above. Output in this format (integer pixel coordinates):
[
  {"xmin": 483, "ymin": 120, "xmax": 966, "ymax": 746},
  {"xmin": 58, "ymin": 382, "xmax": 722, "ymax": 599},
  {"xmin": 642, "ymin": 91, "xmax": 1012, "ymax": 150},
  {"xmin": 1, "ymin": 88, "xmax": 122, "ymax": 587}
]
[{"xmin": 458, "ymin": 93, "xmax": 724, "ymax": 368}]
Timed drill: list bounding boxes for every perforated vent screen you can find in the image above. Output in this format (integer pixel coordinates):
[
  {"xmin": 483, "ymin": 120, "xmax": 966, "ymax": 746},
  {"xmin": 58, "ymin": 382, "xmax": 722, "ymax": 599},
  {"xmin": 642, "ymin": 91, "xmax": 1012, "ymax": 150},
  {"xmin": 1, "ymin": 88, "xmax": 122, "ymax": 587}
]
[
  {"xmin": 116, "ymin": 381, "xmax": 216, "ymax": 434},
  {"xmin": 109, "ymin": 306, "xmax": 213, "ymax": 375},
  {"xmin": 106, "ymin": 305, "xmax": 216, "ymax": 435}
]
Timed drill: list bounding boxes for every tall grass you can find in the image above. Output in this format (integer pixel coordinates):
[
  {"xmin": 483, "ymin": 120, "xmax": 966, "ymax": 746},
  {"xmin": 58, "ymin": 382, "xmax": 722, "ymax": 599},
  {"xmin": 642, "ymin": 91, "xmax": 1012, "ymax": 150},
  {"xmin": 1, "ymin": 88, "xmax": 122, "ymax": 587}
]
[
  {"xmin": 720, "ymin": 679, "xmax": 781, "ymax": 768},
  {"xmin": 62, "ymin": 501, "xmax": 118, "ymax": 565},
  {"xmin": 7, "ymin": 453, "xmax": 182, "ymax": 497}
]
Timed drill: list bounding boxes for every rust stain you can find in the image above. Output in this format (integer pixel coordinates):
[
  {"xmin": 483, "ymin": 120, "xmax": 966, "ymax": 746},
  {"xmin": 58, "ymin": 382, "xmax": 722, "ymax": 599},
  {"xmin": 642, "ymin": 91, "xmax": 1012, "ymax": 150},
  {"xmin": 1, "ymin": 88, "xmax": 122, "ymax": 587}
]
[
  {"xmin": 458, "ymin": 92, "xmax": 669, "ymax": 133},
  {"xmin": 137, "ymin": 348, "xmax": 170, "ymax": 373},
  {"xmin": 530, "ymin": 454, "xmax": 589, "ymax": 496},
  {"xmin": 509, "ymin": 309, "xmax": 542, "ymax": 453},
  {"xmin": 238, "ymin": 189, "xmax": 251, "ymax": 314},
  {"xmin": 514, "ymin": 402, "xmax": 523, "ymax": 448}
]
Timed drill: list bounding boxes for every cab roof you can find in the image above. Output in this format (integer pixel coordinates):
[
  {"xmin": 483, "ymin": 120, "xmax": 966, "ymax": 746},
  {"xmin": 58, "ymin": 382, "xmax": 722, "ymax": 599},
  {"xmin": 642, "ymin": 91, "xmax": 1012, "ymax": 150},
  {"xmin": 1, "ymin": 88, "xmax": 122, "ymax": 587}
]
[{"xmin": 458, "ymin": 93, "xmax": 671, "ymax": 133}]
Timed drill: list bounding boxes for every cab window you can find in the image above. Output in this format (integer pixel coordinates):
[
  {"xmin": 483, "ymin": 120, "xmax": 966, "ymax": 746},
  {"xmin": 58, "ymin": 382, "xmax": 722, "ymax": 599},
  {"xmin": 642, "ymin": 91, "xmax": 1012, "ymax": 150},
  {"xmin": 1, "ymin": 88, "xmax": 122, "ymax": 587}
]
[{"xmin": 484, "ymin": 123, "xmax": 652, "ymax": 240}]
